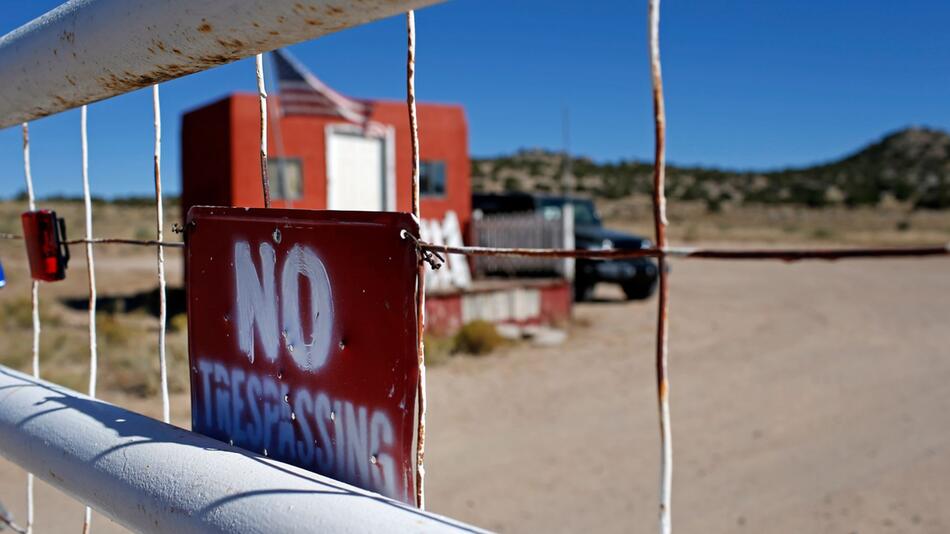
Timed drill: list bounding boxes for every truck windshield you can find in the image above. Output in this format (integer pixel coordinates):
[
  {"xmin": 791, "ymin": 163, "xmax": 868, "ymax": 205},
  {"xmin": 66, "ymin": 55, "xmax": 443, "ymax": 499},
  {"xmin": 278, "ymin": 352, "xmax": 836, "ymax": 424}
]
[
  {"xmin": 571, "ymin": 200, "xmax": 601, "ymax": 226},
  {"xmin": 537, "ymin": 198, "xmax": 602, "ymax": 226}
]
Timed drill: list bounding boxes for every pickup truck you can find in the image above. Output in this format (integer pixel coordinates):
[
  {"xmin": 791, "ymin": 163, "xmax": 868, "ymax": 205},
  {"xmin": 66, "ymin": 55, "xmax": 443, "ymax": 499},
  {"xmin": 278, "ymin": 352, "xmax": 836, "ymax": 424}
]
[{"xmin": 472, "ymin": 193, "xmax": 658, "ymax": 301}]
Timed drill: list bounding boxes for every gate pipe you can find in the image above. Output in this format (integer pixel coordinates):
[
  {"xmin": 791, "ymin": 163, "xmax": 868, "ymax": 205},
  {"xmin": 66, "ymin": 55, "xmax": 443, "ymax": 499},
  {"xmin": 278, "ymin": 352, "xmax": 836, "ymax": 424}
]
[
  {"xmin": 0, "ymin": 0, "xmax": 443, "ymax": 129},
  {"xmin": 0, "ymin": 365, "xmax": 483, "ymax": 533}
]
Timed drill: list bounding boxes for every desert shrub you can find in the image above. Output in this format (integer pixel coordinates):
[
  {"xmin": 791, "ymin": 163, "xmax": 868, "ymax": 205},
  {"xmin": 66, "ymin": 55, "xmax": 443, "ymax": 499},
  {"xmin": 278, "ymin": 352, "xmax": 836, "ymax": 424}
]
[
  {"xmin": 169, "ymin": 313, "xmax": 188, "ymax": 332},
  {"xmin": 470, "ymin": 161, "xmax": 485, "ymax": 178},
  {"xmin": 2, "ymin": 298, "xmax": 35, "ymax": 329},
  {"xmin": 600, "ymin": 172, "xmax": 634, "ymax": 199},
  {"xmin": 811, "ymin": 227, "xmax": 835, "ymax": 240},
  {"xmin": 502, "ymin": 176, "xmax": 521, "ymax": 192},
  {"xmin": 96, "ymin": 313, "xmax": 134, "ymax": 346},
  {"xmin": 453, "ymin": 320, "xmax": 505, "ymax": 356},
  {"xmin": 843, "ymin": 184, "xmax": 881, "ymax": 207},
  {"xmin": 914, "ymin": 181, "xmax": 950, "ymax": 210},
  {"xmin": 423, "ymin": 333, "xmax": 454, "ymax": 367}
]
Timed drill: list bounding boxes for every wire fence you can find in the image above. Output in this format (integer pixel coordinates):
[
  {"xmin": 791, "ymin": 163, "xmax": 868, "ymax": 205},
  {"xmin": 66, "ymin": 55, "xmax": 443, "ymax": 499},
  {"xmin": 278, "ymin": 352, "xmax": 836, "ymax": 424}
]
[{"xmin": 1, "ymin": 1, "xmax": 949, "ymax": 533}]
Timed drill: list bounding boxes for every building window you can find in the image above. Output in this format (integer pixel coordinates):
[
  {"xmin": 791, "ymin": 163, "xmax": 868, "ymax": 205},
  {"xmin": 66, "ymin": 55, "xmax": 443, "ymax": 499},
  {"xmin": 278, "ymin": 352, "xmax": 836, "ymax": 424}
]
[
  {"xmin": 268, "ymin": 157, "xmax": 303, "ymax": 200},
  {"xmin": 420, "ymin": 160, "xmax": 446, "ymax": 197}
]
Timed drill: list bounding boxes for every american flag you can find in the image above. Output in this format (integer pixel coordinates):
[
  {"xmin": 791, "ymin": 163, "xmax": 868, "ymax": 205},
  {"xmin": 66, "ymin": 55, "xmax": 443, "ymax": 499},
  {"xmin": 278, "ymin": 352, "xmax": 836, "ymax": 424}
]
[{"xmin": 270, "ymin": 48, "xmax": 368, "ymax": 123}]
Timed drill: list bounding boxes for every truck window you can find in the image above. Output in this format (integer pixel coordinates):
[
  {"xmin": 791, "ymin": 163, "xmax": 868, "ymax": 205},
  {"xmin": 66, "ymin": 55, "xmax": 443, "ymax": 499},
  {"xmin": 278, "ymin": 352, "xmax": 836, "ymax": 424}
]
[{"xmin": 571, "ymin": 200, "xmax": 601, "ymax": 226}]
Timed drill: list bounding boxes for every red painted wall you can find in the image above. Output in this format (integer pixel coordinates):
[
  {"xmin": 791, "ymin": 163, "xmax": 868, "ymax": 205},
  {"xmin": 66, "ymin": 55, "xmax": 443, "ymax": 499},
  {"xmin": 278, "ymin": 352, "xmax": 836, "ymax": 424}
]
[
  {"xmin": 181, "ymin": 97, "xmax": 232, "ymax": 214},
  {"xmin": 182, "ymin": 93, "xmax": 471, "ymax": 231},
  {"xmin": 368, "ymin": 100, "xmax": 471, "ymax": 228}
]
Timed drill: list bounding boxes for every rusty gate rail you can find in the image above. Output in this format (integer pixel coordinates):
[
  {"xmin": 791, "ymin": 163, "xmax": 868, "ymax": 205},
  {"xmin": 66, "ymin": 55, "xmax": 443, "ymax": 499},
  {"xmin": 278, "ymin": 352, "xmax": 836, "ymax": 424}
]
[{"xmin": 0, "ymin": 0, "xmax": 444, "ymax": 129}]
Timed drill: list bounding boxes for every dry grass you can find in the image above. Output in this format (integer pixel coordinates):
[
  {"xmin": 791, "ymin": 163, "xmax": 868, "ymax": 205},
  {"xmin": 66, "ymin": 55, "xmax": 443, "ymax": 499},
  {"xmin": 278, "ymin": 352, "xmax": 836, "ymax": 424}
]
[
  {"xmin": 601, "ymin": 197, "xmax": 950, "ymax": 246},
  {"xmin": 0, "ymin": 199, "xmax": 187, "ymax": 398},
  {"xmin": 1, "ymin": 198, "xmax": 947, "ymax": 396}
]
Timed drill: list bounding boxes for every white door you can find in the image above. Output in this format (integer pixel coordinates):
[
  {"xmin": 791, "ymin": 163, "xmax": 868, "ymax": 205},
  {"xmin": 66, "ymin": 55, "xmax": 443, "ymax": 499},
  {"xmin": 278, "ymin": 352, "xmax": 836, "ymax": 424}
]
[{"xmin": 327, "ymin": 130, "xmax": 386, "ymax": 211}]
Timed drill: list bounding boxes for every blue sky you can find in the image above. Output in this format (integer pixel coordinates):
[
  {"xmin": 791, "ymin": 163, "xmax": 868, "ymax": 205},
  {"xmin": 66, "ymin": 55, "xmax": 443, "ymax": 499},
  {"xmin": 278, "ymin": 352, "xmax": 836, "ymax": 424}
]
[{"xmin": 0, "ymin": 0, "xmax": 948, "ymax": 198}]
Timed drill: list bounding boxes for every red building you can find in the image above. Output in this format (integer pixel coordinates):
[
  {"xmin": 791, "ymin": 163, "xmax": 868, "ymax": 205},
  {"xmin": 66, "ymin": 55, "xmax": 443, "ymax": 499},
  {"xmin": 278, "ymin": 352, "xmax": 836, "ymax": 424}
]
[
  {"xmin": 180, "ymin": 50, "xmax": 570, "ymax": 335},
  {"xmin": 181, "ymin": 53, "xmax": 471, "ymax": 231}
]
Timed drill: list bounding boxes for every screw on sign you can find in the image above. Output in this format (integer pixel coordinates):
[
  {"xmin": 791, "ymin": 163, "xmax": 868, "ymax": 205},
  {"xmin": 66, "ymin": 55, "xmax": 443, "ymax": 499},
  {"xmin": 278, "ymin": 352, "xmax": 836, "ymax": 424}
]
[{"xmin": 185, "ymin": 207, "xmax": 421, "ymax": 505}]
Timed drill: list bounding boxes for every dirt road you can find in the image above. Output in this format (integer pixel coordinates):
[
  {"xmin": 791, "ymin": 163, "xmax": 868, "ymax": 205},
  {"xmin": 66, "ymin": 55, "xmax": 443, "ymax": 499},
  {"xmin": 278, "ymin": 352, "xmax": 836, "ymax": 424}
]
[{"xmin": 2, "ymin": 256, "xmax": 949, "ymax": 532}]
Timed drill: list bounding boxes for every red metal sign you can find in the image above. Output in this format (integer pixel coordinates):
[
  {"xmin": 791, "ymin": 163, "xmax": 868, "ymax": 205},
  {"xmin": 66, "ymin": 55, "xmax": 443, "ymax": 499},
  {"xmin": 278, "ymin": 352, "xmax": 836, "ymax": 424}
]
[{"xmin": 185, "ymin": 207, "xmax": 420, "ymax": 504}]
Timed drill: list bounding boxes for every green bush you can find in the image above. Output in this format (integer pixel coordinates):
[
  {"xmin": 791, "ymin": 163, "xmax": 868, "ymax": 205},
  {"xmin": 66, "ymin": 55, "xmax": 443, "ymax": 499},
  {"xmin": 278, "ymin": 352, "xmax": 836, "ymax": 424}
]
[
  {"xmin": 423, "ymin": 333, "xmax": 453, "ymax": 367},
  {"xmin": 97, "ymin": 313, "xmax": 133, "ymax": 346},
  {"xmin": 169, "ymin": 313, "xmax": 188, "ymax": 332},
  {"xmin": 453, "ymin": 320, "xmax": 505, "ymax": 356},
  {"xmin": 811, "ymin": 227, "xmax": 836, "ymax": 240},
  {"xmin": 914, "ymin": 182, "xmax": 950, "ymax": 210},
  {"xmin": 502, "ymin": 176, "xmax": 521, "ymax": 192}
]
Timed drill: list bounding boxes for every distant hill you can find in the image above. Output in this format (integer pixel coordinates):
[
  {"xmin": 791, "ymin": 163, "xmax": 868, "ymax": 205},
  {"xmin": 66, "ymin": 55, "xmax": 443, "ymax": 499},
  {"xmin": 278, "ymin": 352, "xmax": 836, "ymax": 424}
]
[{"xmin": 471, "ymin": 127, "xmax": 950, "ymax": 210}]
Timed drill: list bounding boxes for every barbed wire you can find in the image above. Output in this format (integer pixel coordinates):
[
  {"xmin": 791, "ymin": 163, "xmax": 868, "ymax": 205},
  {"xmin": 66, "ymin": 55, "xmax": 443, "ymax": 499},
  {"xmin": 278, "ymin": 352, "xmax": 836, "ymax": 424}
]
[
  {"xmin": 6, "ymin": 230, "xmax": 946, "ymax": 261},
  {"xmin": 400, "ymin": 232, "xmax": 950, "ymax": 264},
  {"xmin": 0, "ymin": 233, "xmax": 183, "ymax": 248}
]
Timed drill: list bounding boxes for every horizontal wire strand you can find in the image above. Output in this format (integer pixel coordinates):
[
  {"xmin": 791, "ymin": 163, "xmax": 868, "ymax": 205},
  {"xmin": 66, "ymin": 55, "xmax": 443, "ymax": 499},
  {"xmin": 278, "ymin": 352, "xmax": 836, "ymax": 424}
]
[
  {"xmin": 416, "ymin": 241, "xmax": 950, "ymax": 261},
  {"xmin": 3, "ymin": 231, "xmax": 946, "ymax": 260}
]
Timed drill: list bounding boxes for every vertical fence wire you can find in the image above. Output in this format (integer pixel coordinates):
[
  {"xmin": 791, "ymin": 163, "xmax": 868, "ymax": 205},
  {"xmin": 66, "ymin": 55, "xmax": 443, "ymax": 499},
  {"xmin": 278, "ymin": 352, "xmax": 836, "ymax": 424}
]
[
  {"xmin": 264, "ymin": 54, "xmax": 290, "ymax": 207},
  {"xmin": 79, "ymin": 104, "xmax": 98, "ymax": 534},
  {"xmin": 21, "ymin": 123, "xmax": 37, "ymax": 534},
  {"xmin": 406, "ymin": 9, "xmax": 427, "ymax": 510},
  {"xmin": 152, "ymin": 84, "xmax": 170, "ymax": 424},
  {"xmin": 256, "ymin": 54, "xmax": 271, "ymax": 208},
  {"xmin": 647, "ymin": 1, "xmax": 672, "ymax": 533}
]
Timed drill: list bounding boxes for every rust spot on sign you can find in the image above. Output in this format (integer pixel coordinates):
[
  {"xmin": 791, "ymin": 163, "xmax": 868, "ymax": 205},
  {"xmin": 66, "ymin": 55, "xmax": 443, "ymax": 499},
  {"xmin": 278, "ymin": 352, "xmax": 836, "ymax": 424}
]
[
  {"xmin": 198, "ymin": 22, "xmax": 213, "ymax": 33},
  {"xmin": 326, "ymin": 6, "xmax": 344, "ymax": 16},
  {"xmin": 61, "ymin": 30, "xmax": 75, "ymax": 43}
]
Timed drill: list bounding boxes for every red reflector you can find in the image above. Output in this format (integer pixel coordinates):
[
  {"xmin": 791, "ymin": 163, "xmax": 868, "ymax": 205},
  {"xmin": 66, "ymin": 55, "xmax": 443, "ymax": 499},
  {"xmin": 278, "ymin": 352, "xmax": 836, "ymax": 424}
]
[{"xmin": 21, "ymin": 210, "xmax": 70, "ymax": 282}]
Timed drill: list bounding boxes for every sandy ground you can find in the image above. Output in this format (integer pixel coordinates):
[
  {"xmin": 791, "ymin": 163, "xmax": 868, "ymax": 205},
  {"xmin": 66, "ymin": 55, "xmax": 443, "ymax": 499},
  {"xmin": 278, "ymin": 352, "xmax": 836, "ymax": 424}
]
[{"xmin": 1, "ymin": 256, "xmax": 949, "ymax": 533}]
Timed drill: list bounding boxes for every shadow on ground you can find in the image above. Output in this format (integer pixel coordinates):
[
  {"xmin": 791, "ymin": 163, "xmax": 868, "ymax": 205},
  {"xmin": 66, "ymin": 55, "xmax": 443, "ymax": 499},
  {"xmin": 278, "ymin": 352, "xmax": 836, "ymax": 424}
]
[{"xmin": 61, "ymin": 286, "xmax": 186, "ymax": 317}]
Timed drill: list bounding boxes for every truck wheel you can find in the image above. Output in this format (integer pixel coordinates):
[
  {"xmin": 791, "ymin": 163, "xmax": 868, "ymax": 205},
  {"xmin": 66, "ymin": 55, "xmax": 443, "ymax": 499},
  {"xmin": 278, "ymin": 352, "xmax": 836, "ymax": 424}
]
[
  {"xmin": 574, "ymin": 280, "xmax": 595, "ymax": 302},
  {"xmin": 622, "ymin": 280, "xmax": 656, "ymax": 300}
]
